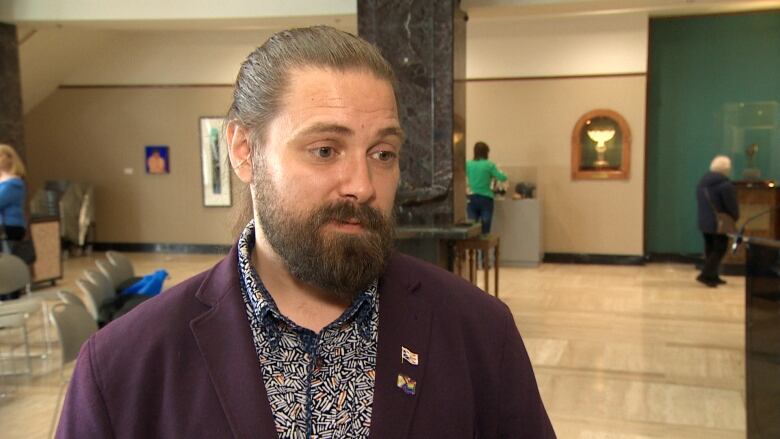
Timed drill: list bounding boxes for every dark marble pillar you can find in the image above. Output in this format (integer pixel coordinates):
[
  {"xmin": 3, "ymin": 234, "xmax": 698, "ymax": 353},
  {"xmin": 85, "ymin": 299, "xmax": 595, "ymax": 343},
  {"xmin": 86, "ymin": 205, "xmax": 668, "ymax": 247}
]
[
  {"xmin": 745, "ymin": 239, "xmax": 780, "ymax": 438},
  {"xmin": 358, "ymin": 0, "xmax": 467, "ymax": 228},
  {"xmin": 0, "ymin": 23, "xmax": 24, "ymax": 159}
]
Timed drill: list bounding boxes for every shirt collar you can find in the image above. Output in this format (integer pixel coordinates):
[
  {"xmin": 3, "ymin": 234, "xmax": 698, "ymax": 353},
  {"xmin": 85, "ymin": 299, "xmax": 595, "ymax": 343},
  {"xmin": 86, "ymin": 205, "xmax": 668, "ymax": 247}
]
[{"xmin": 236, "ymin": 220, "xmax": 377, "ymax": 334}]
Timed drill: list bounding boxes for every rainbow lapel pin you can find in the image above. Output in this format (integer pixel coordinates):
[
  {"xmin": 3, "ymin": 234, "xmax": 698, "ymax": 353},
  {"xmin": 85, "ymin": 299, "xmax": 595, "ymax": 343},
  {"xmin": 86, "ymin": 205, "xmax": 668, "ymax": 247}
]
[
  {"xmin": 401, "ymin": 346, "xmax": 419, "ymax": 366},
  {"xmin": 397, "ymin": 374, "xmax": 417, "ymax": 396}
]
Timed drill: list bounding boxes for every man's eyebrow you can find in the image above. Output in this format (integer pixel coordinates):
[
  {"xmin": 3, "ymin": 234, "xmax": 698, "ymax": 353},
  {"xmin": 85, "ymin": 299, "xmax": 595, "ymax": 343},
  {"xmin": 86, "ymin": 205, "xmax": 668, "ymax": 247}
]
[
  {"xmin": 377, "ymin": 126, "xmax": 406, "ymax": 143},
  {"xmin": 292, "ymin": 123, "xmax": 406, "ymax": 143},
  {"xmin": 293, "ymin": 123, "xmax": 354, "ymax": 139}
]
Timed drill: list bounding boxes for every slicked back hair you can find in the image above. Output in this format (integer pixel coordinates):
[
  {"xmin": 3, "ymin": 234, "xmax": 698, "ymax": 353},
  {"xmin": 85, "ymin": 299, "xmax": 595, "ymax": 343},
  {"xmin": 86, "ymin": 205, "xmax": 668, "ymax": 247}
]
[{"xmin": 227, "ymin": 25, "xmax": 397, "ymax": 151}]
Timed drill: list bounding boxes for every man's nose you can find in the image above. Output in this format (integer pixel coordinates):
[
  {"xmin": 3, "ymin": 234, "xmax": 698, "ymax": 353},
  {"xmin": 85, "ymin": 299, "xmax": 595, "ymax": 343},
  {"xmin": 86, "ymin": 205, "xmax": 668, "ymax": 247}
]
[{"xmin": 338, "ymin": 154, "xmax": 376, "ymax": 204}]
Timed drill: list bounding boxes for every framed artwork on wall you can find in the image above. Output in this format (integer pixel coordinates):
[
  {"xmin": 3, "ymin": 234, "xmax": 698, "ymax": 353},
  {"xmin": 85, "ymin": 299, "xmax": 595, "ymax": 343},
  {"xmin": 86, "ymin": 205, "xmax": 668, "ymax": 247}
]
[
  {"xmin": 571, "ymin": 109, "xmax": 631, "ymax": 180},
  {"xmin": 145, "ymin": 145, "xmax": 170, "ymax": 174},
  {"xmin": 199, "ymin": 117, "xmax": 231, "ymax": 207}
]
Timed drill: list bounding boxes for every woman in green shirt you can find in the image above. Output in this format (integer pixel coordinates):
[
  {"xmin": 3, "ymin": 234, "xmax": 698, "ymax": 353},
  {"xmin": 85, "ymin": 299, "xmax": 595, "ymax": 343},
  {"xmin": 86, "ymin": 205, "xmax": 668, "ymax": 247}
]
[{"xmin": 466, "ymin": 141, "xmax": 507, "ymax": 234}]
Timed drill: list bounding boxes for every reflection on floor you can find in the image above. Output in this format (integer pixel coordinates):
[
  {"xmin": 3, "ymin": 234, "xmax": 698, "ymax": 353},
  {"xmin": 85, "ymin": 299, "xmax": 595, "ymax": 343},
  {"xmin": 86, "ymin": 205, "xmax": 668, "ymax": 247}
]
[{"xmin": 0, "ymin": 252, "xmax": 745, "ymax": 438}]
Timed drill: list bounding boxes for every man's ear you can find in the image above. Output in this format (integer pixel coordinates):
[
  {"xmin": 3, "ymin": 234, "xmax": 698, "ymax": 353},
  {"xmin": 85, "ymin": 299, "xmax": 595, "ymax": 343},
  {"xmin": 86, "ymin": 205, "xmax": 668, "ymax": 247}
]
[{"xmin": 226, "ymin": 121, "xmax": 253, "ymax": 183}]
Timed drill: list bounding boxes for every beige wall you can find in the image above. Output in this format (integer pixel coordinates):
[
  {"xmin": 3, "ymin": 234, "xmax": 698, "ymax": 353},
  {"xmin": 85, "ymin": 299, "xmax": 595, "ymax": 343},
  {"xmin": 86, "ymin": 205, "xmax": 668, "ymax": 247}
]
[
  {"xmin": 18, "ymin": 27, "xmax": 116, "ymax": 113},
  {"xmin": 467, "ymin": 13, "xmax": 648, "ymax": 78},
  {"xmin": 25, "ymin": 77, "xmax": 647, "ymax": 253},
  {"xmin": 24, "ymin": 86, "xmax": 241, "ymax": 245},
  {"xmin": 19, "ymin": 11, "xmax": 649, "ymax": 253},
  {"xmin": 2, "ymin": 0, "xmax": 355, "ymax": 21},
  {"xmin": 466, "ymin": 75, "xmax": 646, "ymax": 255}
]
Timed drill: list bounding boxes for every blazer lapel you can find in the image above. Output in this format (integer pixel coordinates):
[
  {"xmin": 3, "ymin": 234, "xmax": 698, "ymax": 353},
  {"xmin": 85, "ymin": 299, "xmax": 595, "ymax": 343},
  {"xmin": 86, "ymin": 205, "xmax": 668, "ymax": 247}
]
[
  {"xmin": 189, "ymin": 247, "xmax": 278, "ymax": 439},
  {"xmin": 370, "ymin": 254, "xmax": 433, "ymax": 438}
]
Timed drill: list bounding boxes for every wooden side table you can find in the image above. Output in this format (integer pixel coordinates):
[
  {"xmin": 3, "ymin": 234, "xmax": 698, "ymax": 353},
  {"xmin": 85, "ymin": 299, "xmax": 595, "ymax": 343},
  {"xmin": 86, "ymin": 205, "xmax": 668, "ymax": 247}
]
[{"xmin": 453, "ymin": 234, "xmax": 500, "ymax": 298}]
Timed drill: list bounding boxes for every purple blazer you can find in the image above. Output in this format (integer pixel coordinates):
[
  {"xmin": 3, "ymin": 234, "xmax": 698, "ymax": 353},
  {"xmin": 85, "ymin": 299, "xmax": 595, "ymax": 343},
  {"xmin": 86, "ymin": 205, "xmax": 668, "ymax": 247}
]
[{"xmin": 56, "ymin": 247, "xmax": 555, "ymax": 438}]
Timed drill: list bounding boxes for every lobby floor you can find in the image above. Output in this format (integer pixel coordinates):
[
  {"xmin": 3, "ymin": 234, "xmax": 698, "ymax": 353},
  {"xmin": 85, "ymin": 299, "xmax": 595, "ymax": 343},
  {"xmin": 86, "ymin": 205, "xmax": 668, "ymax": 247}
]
[{"xmin": 0, "ymin": 252, "xmax": 745, "ymax": 438}]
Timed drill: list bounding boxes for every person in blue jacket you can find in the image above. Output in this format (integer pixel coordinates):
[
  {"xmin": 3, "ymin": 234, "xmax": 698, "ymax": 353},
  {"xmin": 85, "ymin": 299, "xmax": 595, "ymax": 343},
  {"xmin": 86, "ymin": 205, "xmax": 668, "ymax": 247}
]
[
  {"xmin": 0, "ymin": 144, "xmax": 28, "ymax": 247},
  {"xmin": 695, "ymin": 155, "xmax": 739, "ymax": 287}
]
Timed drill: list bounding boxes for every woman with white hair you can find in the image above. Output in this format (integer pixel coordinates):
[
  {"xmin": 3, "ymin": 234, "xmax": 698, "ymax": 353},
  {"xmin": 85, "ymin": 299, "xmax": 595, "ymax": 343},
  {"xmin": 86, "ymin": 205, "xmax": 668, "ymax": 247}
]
[{"xmin": 695, "ymin": 155, "xmax": 739, "ymax": 287}]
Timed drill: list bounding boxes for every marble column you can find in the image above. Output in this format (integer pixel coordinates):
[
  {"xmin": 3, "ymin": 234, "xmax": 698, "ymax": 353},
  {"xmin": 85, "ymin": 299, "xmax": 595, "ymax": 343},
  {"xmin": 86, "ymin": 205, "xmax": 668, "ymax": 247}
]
[
  {"xmin": 0, "ymin": 23, "xmax": 24, "ymax": 159},
  {"xmin": 358, "ymin": 0, "xmax": 467, "ymax": 229}
]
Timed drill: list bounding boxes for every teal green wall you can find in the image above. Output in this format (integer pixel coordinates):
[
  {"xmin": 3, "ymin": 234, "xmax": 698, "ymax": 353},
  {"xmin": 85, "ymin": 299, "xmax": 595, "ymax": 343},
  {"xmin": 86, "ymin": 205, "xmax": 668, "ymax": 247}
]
[{"xmin": 646, "ymin": 11, "xmax": 780, "ymax": 254}]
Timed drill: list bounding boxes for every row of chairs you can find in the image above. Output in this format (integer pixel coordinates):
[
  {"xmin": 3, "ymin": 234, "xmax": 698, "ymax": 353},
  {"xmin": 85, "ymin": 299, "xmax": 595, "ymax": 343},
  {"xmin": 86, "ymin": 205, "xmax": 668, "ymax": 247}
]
[
  {"xmin": 0, "ymin": 289, "xmax": 98, "ymax": 436},
  {"xmin": 1, "ymin": 253, "xmax": 56, "ymax": 376},
  {"xmin": 1, "ymin": 251, "xmax": 140, "ymax": 436},
  {"xmin": 0, "ymin": 250, "xmax": 138, "ymax": 379},
  {"xmin": 50, "ymin": 252, "xmax": 148, "ymax": 435},
  {"xmin": 75, "ymin": 251, "xmax": 143, "ymax": 325}
]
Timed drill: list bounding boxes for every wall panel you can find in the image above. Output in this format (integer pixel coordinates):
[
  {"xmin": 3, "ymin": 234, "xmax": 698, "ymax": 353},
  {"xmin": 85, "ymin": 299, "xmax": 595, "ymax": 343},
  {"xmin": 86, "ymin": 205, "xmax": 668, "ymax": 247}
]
[
  {"xmin": 466, "ymin": 75, "xmax": 646, "ymax": 255},
  {"xmin": 25, "ymin": 86, "xmax": 239, "ymax": 245}
]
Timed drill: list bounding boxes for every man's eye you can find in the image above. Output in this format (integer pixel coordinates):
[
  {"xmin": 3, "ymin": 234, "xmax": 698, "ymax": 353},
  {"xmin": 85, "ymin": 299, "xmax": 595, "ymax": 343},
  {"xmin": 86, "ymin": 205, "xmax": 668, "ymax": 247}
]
[
  {"xmin": 313, "ymin": 146, "xmax": 335, "ymax": 158},
  {"xmin": 372, "ymin": 150, "xmax": 397, "ymax": 162}
]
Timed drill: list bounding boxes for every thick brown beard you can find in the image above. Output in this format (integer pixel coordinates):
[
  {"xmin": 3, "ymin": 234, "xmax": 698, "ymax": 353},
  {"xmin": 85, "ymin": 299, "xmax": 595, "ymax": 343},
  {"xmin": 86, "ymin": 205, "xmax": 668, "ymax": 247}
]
[{"xmin": 252, "ymin": 159, "xmax": 395, "ymax": 302}]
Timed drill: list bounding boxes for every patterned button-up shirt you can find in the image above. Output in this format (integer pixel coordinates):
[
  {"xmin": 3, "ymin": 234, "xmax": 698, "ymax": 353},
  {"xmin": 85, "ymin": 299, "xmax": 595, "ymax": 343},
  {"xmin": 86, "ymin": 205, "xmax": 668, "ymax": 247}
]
[{"xmin": 237, "ymin": 221, "xmax": 379, "ymax": 438}]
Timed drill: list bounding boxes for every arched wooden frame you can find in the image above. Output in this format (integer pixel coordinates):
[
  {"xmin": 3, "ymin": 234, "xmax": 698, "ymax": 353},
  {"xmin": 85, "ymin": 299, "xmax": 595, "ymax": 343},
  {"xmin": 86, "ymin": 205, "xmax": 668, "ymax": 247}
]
[{"xmin": 571, "ymin": 109, "xmax": 631, "ymax": 180}]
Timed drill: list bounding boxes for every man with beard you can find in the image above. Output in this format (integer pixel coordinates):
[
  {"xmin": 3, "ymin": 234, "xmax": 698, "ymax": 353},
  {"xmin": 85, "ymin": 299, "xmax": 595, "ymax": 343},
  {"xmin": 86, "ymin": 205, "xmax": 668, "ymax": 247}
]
[{"xmin": 56, "ymin": 27, "xmax": 554, "ymax": 439}]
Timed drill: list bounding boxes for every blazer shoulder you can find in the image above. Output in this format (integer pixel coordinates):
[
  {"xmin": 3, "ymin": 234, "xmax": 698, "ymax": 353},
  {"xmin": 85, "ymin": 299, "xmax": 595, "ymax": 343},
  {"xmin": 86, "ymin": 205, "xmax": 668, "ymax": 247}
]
[
  {"xmin": 89, "ymin": 267, "xmax": 212, "ymax": 360},
  {"xmin": 387, "ymin": 252, "xmax": 511, "ymax": 320}
]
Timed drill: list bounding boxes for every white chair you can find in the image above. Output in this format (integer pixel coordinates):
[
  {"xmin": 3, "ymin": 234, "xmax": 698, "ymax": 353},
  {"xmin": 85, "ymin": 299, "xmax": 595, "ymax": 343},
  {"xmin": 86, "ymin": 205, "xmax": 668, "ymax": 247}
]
[
  {"xmin": 0, "ymin": 298, "xmax": 42, "ymax": 375},
  {"xmin": 0, "ymin": 311, "xmax": 28, "ymax": 396},
  {"xmin": 2, "ymin": 252, "xmax": 75, "ymax": 360},
  {"xmin": 83, "ymin": 268, "xmax": 115, "ymax": 299},
  {"xmin": 97, "ymin": 253, "xmax": 143, "ymax": 293},
  {"xmin": 48, "ymin": 302, "xmax": 98, "ymax": 436},
  {"xmin": 56, "ymin": 290, "xmax": 85, "ymax": 309},
  {"xmin": 106, "ymin": 251, "xmax": 135, "ymax": 281},
  {"xmin": 95, "ymin": 258, "xmax": 123, "ymax": 291},
  {"xmin": 0, "ymin": 253, "xmax": 30, "ymax": 297},
  {"xmin": 0, "ymin": 313, "xmax": 30, "ymax": 377},
  {"xmin": 0, "ymin": 254, "xmax": 38, "ymax": 374},
  {"xmin": 75, "ymin": 278, "xmax": 108, "ymax": 322}
]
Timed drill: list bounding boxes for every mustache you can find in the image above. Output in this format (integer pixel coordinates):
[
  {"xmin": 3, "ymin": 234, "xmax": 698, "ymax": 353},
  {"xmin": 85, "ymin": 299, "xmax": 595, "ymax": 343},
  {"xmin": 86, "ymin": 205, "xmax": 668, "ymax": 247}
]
[{"xmin": 312, "ymin": 201, "xmax": 391, "ymax": 233}]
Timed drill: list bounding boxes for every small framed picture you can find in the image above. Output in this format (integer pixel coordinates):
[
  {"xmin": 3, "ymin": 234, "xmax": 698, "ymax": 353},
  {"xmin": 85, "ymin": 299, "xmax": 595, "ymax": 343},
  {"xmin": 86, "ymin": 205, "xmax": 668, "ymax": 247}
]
[
  {"xmin": 199, "ymin": 117, "xmax": 231, "ymax": 207},
  {"xmin": 145, "ymin": 145, "xmax": 170, "ymax": 174}
]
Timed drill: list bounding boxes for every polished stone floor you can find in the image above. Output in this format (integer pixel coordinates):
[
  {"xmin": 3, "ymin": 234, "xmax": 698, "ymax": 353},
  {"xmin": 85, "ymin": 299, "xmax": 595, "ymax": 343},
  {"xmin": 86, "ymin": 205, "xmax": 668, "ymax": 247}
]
[{"xmin": 0, "ymin": 252, "xmax": 745, "ymax": 438}]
